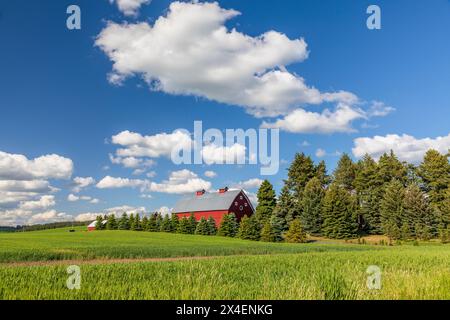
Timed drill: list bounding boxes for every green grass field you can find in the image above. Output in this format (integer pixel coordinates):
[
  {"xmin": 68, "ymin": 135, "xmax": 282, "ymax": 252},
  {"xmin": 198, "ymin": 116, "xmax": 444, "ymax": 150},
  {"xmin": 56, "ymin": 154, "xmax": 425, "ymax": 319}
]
[{"xmin": 1, "ymin": 227, "xmax": 449, "ymax": 299}]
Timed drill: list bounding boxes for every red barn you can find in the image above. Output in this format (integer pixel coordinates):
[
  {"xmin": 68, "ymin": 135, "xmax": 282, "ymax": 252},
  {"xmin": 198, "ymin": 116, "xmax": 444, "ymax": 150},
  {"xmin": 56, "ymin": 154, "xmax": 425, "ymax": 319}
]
[{"xmin": 173, "ymin": 188, "xmax": 254, "ymax": 226}]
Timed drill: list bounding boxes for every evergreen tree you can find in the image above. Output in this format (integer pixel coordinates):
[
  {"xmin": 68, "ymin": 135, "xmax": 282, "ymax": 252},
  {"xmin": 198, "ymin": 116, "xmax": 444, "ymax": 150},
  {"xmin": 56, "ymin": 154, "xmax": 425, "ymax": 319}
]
[
  {"xmin": 300, "ymin": 177, "xmax": 325, "ymax": 235},
  {"xmin": 187, "ymin": 213, "xmax": 197, "ymax": 234},
  {"xmin": 418, "ymin": 150, "xmax": 450, "ymax": 211},
  {"xmin": 207, "ymin": 216, "xmax": 217, "ymax": 235},
  {"xmin": 284, "ymin": 218, "xmax": 307, "ymax": 243},
  {"xmin": 147, "ymin": 214, "xmax": 158, "ymax": 232},
  {"xmin": 380, "ymin": 179, "xmax": 405, "ymax": 240},
  {"xmin": 160, "ymin": 215, "xmax": 172, "ymax": 232},
  {"xmin": 237, "ymin": 215, "xmax": 261, "ymax": 241},
  {"xmin": 195, "ymin": 217, "xmax": 210, "ymax": 235},
  {"xmin": 118, "ymin": 213, "xmax": 129, "ymax": 230},
  {"xmin": 106, "ymin": 214, "xmax": 117, "ymax": 230},
  {"xmin": 141, "ymin": 216, "xmax": 149, "ymax": 231},
  {"xmin": 218, "ymin": 213, "xmax": 238, "ymax": 237},
  {"xmin": 155, "ymin": 214, "xmax": 163, "ymax": 231},
  {"xmin": 95, "ymin": 215, "xmax": 104, "ymax": 230},
  {"xmin": 322, "ymin": 184, "xmax": 358, "ymax": 239},
  {"xmin": 177, "ymin": 217, "xmax": 191, "ymax": 234},
  {"xmin": 255, "ymin": 180, "xmax": 277, "ymax": 224},
  {"xmin": 273, "ymin": 185, "xmax": 295, "ymax": 228},
  {"xmin": 403, "ymin": 183, "xmax": 436, "ymax": 240},
  {"xmin": 129, "ymin": 213, "xmax": 136, "ymax": 231},
  {"xmin": 170, "ymin": 214, "xmax": 179, "ymax": 233},
  {"xmin": 333, "ymin": 153, "xmax": 356, "ymax": 191},
  {"xmin": 315, "ymin": 160, "xmax": 331, "ymax": 186},
  {"xmin": 134, "ymin": 214, "xmax": 141, "ymax": 231},
  {"xmin": 354, "ymin": 154, "xmax": 383, "ymax": 233},
  {"xmin": 378, "ymin": 150, "xmax": 408, "ymax": 185},
  {"xmin": 260, "ymin": 221, "xmax": 276, "ymax": 242},
  {"xmin": 286, "ymin": 153, "xmax": 316, "ymax": 200},
  {"xmin": 438, "ymin": 187, "xmax": 450, "ymax": 242}
]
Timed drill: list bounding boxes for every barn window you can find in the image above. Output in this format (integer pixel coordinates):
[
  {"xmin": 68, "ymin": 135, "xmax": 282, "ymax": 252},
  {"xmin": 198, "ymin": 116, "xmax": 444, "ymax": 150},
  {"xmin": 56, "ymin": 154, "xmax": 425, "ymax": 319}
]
[
  {"xmin": 240, "ymin": 196, "xmax": 243, "ymax": 200},
  {"xmin": 235, "ymin": 202, "xmax": 238, "ymax": 206},
  {"xmin": 239, "ymin": 205, "xmax": 243, "ymax": 211},
  {"xmin": 244, "ymin": 202, "xmax": 248, "ymax": 207}
]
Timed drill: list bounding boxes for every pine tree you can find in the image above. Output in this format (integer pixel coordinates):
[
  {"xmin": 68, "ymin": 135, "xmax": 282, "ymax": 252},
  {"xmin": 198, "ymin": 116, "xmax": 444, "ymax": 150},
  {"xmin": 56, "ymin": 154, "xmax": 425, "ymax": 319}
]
[
  {"xmin": 273, "ymin": 185, "xmax": 295, "ymax": 229},
  {"xmin": 284, "ymin": 218, "xmax": 307, "ymax": 243},
  {"xmin": 141, "ymin": 216, "xmax": 149, "ymax": 231},
  {"xmin": 118, "ymin": 213, "xmax": 129, "ymax": 230},
  {"xmin": 95, "ymin": 215, "xmax": 104, "ymax": 230},
  {"xmin": 333, "ymin": 153, "xmax": 356, "ymax": 191},
  {"xmin": 195, "ymin": 217, "xmax": 210, "ymax": 235},
  {"xmin": 378, "ymin": 151, "xmax": 408, "ymax": 185},
  {"xmin": 300, "ymin": 177, "xmax": 325, "ymax": 235},
  {"xmin": 207, "ymin": 216, "xmax": 217, "ymax": 235},
  {"xmin": 160, "ymin": 215, "xmax": 172, "ymax": 232},
  {"xmin": 286, "ymin": 153, "xmax": 316, "ymax": 199},
  {"xmin": 187, "ymin": 213, "xmax": 197, "ymax": 234},
  {"xmin": 170, "ymin": 214, "xmax": 179, "ymax": 233},
  {"xmin": 177, "ymin": 217, "xmax": 190, "ymax": 234},
  {"xmin": 403, "ymin": 183, "xmax": 436, "ymax": 240},
  {"xmin": 134, "ymin": 214, "xmax": 141, "ymax": 231},
  {"xmin": 315, "ymin": 160, "xmax": 331, "ymax": 186},
  {"xmin": 218, "ymin": 213, "xmax": 238, "ymax": 237},
  {"xmin": 106, "ymin": 214, "xmax": 117, "ymax": 230},
  {"xmin": 322, "ymin": 184, "xmax": 358, "ymax": 239},
  {"xmin": 354, "ymin": 154, "xmax": 383, "ymax": 233},
  {"xmin": 380, "ymin": 179, "xmax": 405, "ymax": 240},
  {"xmin": 155, "ymin": 214, "xmax": 163, "ymax": 231},
  {"xmin": 255, "ymin": 180, "xmax": 277, "ymax": 224},
  {"xmin": 418, "ymin": 150, "xmax": 450, "ymax": 212},
  {"xmin": 129, "ymin": 213, "xmax": 136, "ymax": 231},
  {"xmin": 260, "ymin": 221, "xmax": 276, "ymax": 242},
  {"xmin": 237, "ymin": 215, "xmax": 261, "ymax": 241},
  {"xmin": 438, "ymin": 187, "xmax": 450, "ymax": 242},
  {"xmin": 147, "ymin": 214, "xmax": 158, "ymax": 232}
]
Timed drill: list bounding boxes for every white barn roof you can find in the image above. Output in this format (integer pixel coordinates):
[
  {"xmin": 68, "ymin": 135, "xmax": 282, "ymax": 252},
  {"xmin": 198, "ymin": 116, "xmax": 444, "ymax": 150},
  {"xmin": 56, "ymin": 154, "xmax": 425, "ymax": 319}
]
[{"xmin": 173, "ymin": 189, "xmax": 246, "ymax": 213}]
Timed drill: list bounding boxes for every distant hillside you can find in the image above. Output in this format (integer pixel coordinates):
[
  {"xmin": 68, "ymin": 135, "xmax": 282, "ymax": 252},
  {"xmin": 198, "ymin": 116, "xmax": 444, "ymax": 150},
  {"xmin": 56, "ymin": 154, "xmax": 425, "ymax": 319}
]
[{"xmin": 0, "ymin": 221, "xmax": 90, "ymax": 232}]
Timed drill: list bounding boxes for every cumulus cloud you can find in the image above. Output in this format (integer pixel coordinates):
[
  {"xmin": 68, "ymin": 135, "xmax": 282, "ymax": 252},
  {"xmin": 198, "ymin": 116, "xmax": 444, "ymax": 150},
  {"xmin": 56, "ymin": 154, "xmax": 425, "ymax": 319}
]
[
  {"xmin": 201, "ymin": 143, "xmax": 247, "ymax": 165},
  {"xmin": 72, "ymin": 177, "xmax": 96, "ymax": 193},
  {"xmin": 19, "ymin": 195, "xmax": 56, "ymax": 211},
  {"xmin": 261, "ymin": 104, "xmax": 366, "ymax": 134},
  {"xmin": 155, "ymin": 206, "xmax": 172, "ymax": 216},
  {"xmin": 148, "ymin": 169, "xmax": 211, "ymax": 194},
  {"xmin": 96, "ymin": 176, "xmax": 147, "ymax": 190},
  {"xmin": 232, "ymin": 178, "xmax": 264, "ymax": 190},
  {"xmin": 105, "ymin": 205, "xmax": 146, "ymax": 215},
  {"xmin": 109, "ymin": 0, "xmax": 150, "ymax": 17},
  {"xmin": 315, "ymin": 148, "xmax": 327, "ymax": 158},
  {"xmin": 96, "ymin": 1, "xmax": 357, "ymax": 118},
  {"xmin": 67, "ymin": 194, "xmax": 99, "ymax": 204},
  {"xmin": 27, "ymin": 210, "xmax": 72, "ymax": 225},
  {"xmin": 204, "ymin": 170, "xmax": 217, "ymax": 178},
  {"xmin": 0, "ymin": 151, "xmax": 73, "ymax": 180},
  {"xmin": 352, "ymin": 133, "xmax": 450, "ymax": 163}
]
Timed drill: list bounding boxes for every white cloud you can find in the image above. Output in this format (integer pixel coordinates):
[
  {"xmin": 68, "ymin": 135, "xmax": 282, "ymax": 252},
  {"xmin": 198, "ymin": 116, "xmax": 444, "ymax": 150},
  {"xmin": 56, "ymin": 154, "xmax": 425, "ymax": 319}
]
[
  {"xmin": 204, "ymin": 170, "xmax": 217, "ymax": 178},
  {"xmin": 367, "ymin": 101, "xmax": 395, "ymax": 117},
  {"xmin": 96, "ymin": 176, "xmax": 147, "ymax": 190},
  {"xmin": 0, "ymin": 151, "xmax": 73, "ymax": 180},
  {"xmin": 19, "ymin": 195, "xmax": 55, "ymax": 211},
  {"xmin": 96, "ymin": 1, "xmax": 357, "ymax": 118},
  {"xmin": 201, "ymin": 143, "xmax": 248, "ymax": 165},
  {"xmin": 67, "ymin": 194, "xmax": 99, "ymax": 204},
  {"xmin": 27, "ymin": 210, "xmax": 72, "ymax": 225},
  {"xmin": 74, "ymin": 212, "xmax": 102, "ymax": 222},
  {"xmin": 105, "ymin": 205, "xmax": 146, "ymax": 215},
  {"xmin": 232, "ymin": 178, "xmax": 264, "ymax": 190},
  {"xmin": 148, "ymin": 169, "xmax": 211, "ymax": 194},
  {"xmin": 352, "ymin": 133, "xmax": 450, "ymax": 163},
  {"xmin": 155, "ymin": 206, "xmax": 172, "ymax": 216},
  {"xmin": 112, "ymin": 130, "xmax": 191, "ymax": 158},
  {"xmin": 72, "ymin": 177, "xmax": 96, "ymax": 193},
  {"xmin": 315, "ymin": 148, "xmax": 326, "ymax": 158},
  {"xmin": 261, "ymin": 104, "xmax": 366, "ymax": 134},
  {"xmin": 109, "ymin": 0, "xmax": 150, "ymax": 17}
]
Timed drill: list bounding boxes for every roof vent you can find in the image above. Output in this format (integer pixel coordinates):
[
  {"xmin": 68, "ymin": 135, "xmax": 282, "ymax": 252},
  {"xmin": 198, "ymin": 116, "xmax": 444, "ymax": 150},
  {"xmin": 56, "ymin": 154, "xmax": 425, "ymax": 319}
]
[
  {"xmin": 196, "ymin": 189, "xmax": 206, "ymax": 196},
  {"xmin": 219, "ymin": 187, "xmax": 229, "ymax": 194}
]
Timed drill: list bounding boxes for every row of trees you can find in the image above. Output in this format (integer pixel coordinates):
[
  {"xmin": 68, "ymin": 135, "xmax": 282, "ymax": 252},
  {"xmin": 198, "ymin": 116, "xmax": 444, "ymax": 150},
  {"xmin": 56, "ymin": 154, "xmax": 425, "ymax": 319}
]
[
  {"xmin": 95, "ymin": 211, "xmax": 307, "ymax": 243},
  {"xmin": 253, "ymin": 149, "xmax": 450, "ymax": 242}
]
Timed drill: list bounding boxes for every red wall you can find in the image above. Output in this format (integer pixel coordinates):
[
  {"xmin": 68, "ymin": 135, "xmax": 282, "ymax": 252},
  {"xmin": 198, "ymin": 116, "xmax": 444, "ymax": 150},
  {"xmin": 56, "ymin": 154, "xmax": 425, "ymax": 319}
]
[{"xmin": 175, "ymin": 192, "xmax": 255, "ymax": 226}]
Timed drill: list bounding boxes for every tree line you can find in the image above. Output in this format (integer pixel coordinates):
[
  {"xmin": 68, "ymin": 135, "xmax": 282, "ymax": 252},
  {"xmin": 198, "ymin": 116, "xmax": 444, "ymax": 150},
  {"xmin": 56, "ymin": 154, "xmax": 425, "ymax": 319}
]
[
  {"xmin": 95, "ymin": 148, "xmax": 449, "ymax": 244},
  {"xmin": 252, "ymin": 149, "xmax": 450, "ymax": 243}
]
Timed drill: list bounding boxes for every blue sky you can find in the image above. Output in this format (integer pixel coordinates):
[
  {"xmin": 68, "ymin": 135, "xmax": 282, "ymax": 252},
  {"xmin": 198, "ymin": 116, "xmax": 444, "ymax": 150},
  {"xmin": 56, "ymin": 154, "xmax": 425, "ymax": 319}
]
[{"xmin": 0, "ymin": 0, "xmax": 449, "ymax": 226}]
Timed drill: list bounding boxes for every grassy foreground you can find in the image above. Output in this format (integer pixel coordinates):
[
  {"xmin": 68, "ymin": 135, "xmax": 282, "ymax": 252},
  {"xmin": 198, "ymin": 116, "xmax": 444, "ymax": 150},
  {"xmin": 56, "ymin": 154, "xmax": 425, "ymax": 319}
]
[{"xmin": 0, "ymin": 228, "xmax": 450, "ymax": 299}]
